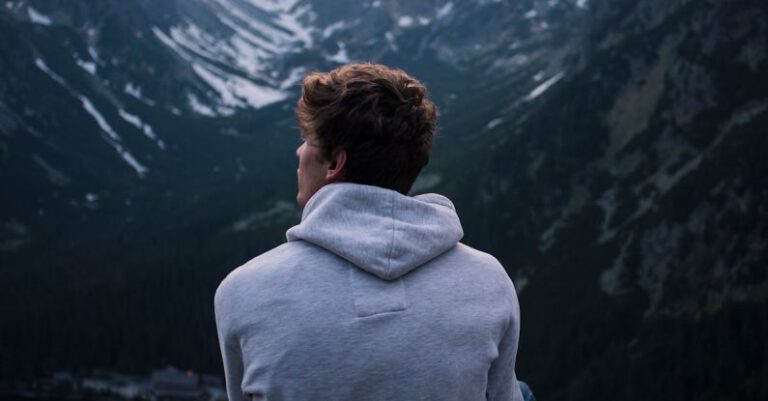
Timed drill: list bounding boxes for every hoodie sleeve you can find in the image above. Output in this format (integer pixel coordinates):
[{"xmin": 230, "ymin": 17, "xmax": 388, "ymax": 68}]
[
  {"xmin": 486, "ymin": 288, "xmax": 524, "ymax": 401},
  {"xmin": 214, "ymin": 282, "xmax": 248, "ymax": 401}
]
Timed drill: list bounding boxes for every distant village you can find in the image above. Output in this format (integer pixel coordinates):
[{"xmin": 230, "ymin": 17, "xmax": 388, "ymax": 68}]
[{"xmin": 2, "ymin": 367, "xmax": 226, "ymax": 401}]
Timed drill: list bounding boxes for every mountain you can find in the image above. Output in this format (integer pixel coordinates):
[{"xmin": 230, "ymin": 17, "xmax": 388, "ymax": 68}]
[
  {"xmin": 0, "ymin": 0, "xmax": 582, "ymax": 258},
  {"xmin": 1, "ymin": 0, "xmax": 766, "ymax": 400},
  {"xmin": 448, "ymin": 1, "xmax": 768, "ymax": 399}
]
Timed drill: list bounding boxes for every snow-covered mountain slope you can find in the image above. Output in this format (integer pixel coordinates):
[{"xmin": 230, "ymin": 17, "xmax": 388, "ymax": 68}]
[
  {"xmin": 0, "ymin": 0, "xmax": 586, "ymax": 183},
  {"xmin": 0, "ymin": 0, "xmax": 591, "ymax": 260}
]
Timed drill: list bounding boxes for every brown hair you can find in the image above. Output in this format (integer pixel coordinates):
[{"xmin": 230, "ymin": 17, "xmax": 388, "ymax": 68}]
[{"xmin": 296, "ymin": 63, "xmax": 437, "ymax": 194}]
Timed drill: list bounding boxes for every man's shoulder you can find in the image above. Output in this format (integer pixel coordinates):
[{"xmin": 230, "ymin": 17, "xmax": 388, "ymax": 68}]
[
  {"xmin": 443, "ymin": 242, "xmax": 519, "ymax": 301},
  {"xmin": 451, "ymin": 242, "xmax": 508, "ymax": 276},
  {"xmin": 452, "ymin": 242, "xmax": 502, "ymax": 264},
  {"xmin": 214, "ymin": 241, "xmax": 315, "ymax": 303}
]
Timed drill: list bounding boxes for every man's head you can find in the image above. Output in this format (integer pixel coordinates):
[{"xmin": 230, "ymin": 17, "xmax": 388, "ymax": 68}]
[{"xmin": 294, "ymin": 63, "xmax": 437, "ymax": 206}]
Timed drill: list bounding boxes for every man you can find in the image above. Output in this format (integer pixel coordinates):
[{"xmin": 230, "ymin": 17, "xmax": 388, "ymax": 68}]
[{"xmin": 215, "ymin": 63, "xmax": 524, "ymax": 401}]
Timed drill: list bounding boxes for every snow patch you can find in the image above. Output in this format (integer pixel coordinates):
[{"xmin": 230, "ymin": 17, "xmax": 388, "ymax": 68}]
[
  {"xmin": 77, "ymin": 59, "xmax": 97, "ymax": 75},
  {"xmin": 486, "ymin": 118, "xmax": 504, "ymax": 130},
  {"xmin": 274, "ymin": 4, "xmax": 314, "ymax": 48},
  {"xmin": 241, "ymin": 0, "xmax": 301, "ymax": 12},
  {"xmin": 124, "ymin": 83, "xmax": 156, "ymax": 106},
  {"xmin": 187, "ymin": 93, "xmax": 217, "ymax": 117},
  {"xmin": 436, "ymin": 2, "xmax": 454, "ymax": 19},
  {"xmin": 280, "ymin": 67, "xmax": 307, "ymax": 90},
  {"xmin": 524, "ymin": 10, "xmax": 537, "ymax": 19},
  {"xmin": 525, "ymin": 71, "xmax": 564, "ymax": 101},
  {"xmin": 209, "ymin": 0, "xmax": 313, "ymax": 48},
  {"xmin": 118, "ymin": 109, "xmax": 142, "ymax": 128},
  {"xmin": 118, "ymin": 109, "xmax": 166, "ymax": 149},
  {"xmin": 27, "ymin": 6, "xmax": 51, "ymax": 25},
  {"xmin": 215, "ymin": 13, "xmax": 280, "ymax": 53},
  {"xmin": 87, "ymin": 46, "xmax": 101, "ymax": 63},
  {"xmin": 153, "ymin": 26, "xmax": 193, "ymax": 62},
  {"xmin": 80, "ymin": 96, "xmax": 120, "ymax": 142},
  {"xmin": 326, "ymin": 42, "xmax": 351, "ymax": 64},
  {"xmin": 193, "ymin": 63, "xmax": 288, "ymax": 110},
  {"xmin": 576, "ymin": 0, "xmax": 588, "ymax": 9},
  {"xmin": 34, "ymin": 58, "xmax": 68, "ymax": 87},
  {"xmin": 385, "ymin": 31, "xmax": 398, "ymax": 51},
  {"xmin": 208, "ymin": 0, "xmax": 290, "ymax": 43},
  {"xmin": 118, "ymin": 152, "xmax": 149, "ymax": 176},
  {"xmin": 35, "ymin": 58, "xmax": 148, "ymax": 176},
  {"xmin": 154, "ymin": 22, "xmax": 289, "ymax": 114},
  {"xmin": 169, "ymin": 23, "xmax": 220, "ymax": 60},
  {"xmin": 398, "ymin": 16, "xmax": 414, "ymax": 28},
  {"xmin": 322, "ymin": 21, "xmax": 345, "ymax": 39}
]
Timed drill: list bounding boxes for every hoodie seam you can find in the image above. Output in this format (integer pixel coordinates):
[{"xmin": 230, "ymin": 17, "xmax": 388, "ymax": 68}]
[{"xmin": 385, "ymin": 190, "xmax": 397, "ymax": 279}]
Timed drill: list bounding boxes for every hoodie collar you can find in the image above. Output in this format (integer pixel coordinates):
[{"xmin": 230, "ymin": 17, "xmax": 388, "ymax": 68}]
[{"xmin": 286, "ymin": 183, "xmax": 464, "ymax": 280}]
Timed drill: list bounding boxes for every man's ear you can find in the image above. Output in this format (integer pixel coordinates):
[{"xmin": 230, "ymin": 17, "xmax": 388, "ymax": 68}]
[{"xmin": 326, "ymin": 149, "xmax": 347, "ymax": 182}]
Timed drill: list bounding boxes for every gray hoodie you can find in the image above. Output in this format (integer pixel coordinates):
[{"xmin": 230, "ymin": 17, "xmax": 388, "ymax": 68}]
[{"xmin": 215, "ymin": 183, "xmax": 523, "ymax": 401}]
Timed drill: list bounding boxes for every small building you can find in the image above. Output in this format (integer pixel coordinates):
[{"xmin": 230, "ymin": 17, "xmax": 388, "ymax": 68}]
[{"xmin": 151, "ymin": 367, "xmax": 205, "ymax": 401}]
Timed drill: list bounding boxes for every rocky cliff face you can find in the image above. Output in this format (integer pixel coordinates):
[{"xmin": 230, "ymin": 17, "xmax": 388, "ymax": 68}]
[
  {"xmin": 1, "ymin": 1, "xmax": 765, "ymax": 400},
  {"xmin": 454, "ymin": 0, "xmax": 767, "ymax": 315},
  {"xmin": 445, "ymin": 1, "xmax": 767, "ymax": 399}
]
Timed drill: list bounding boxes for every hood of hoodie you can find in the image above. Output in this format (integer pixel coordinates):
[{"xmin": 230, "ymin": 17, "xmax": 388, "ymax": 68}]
[{"xmin": 286, "ymin": 183, "xmax": 464, "ymax": 281}]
